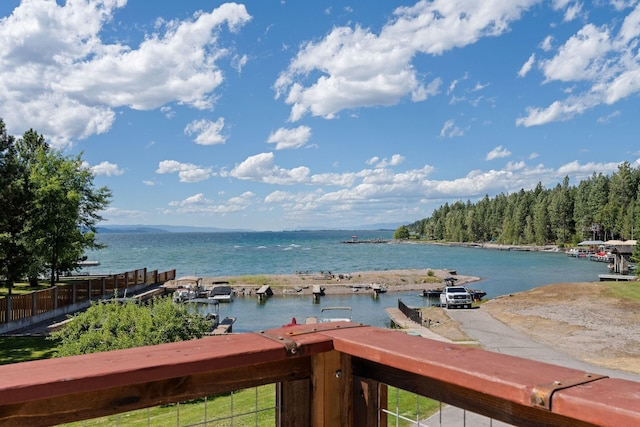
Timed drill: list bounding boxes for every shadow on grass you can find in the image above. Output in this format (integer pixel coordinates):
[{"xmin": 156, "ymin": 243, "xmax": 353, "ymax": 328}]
[{"xmin": 0, "ymin": 336, "xmax": 58, "ymax": 365}]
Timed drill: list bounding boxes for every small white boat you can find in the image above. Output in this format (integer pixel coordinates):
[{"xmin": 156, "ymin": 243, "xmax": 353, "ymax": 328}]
[
  {"xmin": 209, "ymin": 285, "xmax": 233, "ymax": 302},
  {"xmin": 172, "ymin": 276, "xmax": 204, "ymax": 302},
  {"xmin": 319, "ymin": 306, "xmax": 352, "ymax": 322}
]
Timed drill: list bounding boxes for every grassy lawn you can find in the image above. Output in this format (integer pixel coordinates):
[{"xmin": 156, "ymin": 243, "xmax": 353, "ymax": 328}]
[
  {"xmin": 0, "ymin": 336, "xmax": 58, "ymax": 365},
  {"xmin": 58, "ymin": 384, "xmax": 439, "ymax": 426},
  {"xmin": 61, "ymin": 386, "xmax": 278, "ymax": 427},
  {"xmin": 387, "ymin": 386, "xmax": 440, "ymax": 426},
  {"xmin": 0, "ymin": 282, "xmax": 52, "ymax": 297},
  {"xmin": 605, "ymin": 280, "xmax": 640, "ymax": 302}
]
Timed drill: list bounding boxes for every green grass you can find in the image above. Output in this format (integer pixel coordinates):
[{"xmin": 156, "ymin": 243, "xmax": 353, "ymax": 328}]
[
  {"xmin": 229, "ymin": 275, "xmax": 274, "ymax": 286},
  {"xmin": 59, "ymin": 384, "xmax": 439, "ymax": 426},
  {"xmin": 60, "ymin": 385, "xmax": 277, "ymax": 426},
  {"xmin": 604, "ymin": 281, "xmax": 640, "ymax": 302},
  {"xmin": 386, "ymin": 386, "xmax": 440, "ymax": 426},
  {"xmin": 0, "ymin": 282, "xmax": 52, "ymax": 297},
  {"xmin": 0, "ymin": 336, "xmax": 58, "ymax": 365}
]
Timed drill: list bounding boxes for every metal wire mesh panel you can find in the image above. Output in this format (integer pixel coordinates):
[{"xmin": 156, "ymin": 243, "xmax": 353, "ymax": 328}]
[
  {"xmin": 55, "ymin": 385, "xmax": 277, "ymax": 427},
  {"xmin": 383, "ymin": 386, "xmax": 514, "ymax": 427}
]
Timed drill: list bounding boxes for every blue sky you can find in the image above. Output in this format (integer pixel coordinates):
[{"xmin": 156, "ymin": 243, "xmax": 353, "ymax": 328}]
[{"xmin": 1, "ymin": 1, "xmax": 639, "ymax": 231}]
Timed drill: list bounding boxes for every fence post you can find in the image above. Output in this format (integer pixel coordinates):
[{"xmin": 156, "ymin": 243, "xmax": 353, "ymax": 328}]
[
  {"xmin": 101, "ymin": 277, "xmax": 106, "ymax": 298},
  {"xmin": 32, "ymin": 293, "xmax": 37, "ymax": 316},
  {"xmin": 310, "ymin": 350, "xmax": 353, "ymax": 426},
  {"xmin": 6, "ymin": 297, "xmax": 12, "ymax": 322},
  {"xmin": 54, "ymin": 287, "xmax": 58, "ymax": 310}
]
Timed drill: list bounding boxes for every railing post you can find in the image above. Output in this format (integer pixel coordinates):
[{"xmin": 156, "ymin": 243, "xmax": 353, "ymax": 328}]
[
  {"xmin": 277, "ymin": 378, "xmax": 311, "ymax": 427},
  {"xmin": 352, "ymin": 376, "xmax": 387, "ymax": 427},
  {"xmin": 310, "ymin": 350, "xmax": 353, "ymax": 427}
]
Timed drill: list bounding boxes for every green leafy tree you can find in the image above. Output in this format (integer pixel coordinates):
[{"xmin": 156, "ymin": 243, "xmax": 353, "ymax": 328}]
[
  {"xmin": 0, "ymin": 120, "xmax": 35, "ymax": 292},
  {"xmin": 50, "ymin": 297, "xmax": 214, "ymax": 357},
  {"xmin": 394, "ymin": 225, "xmax": 410, "ymax": 240},
  {"xmin": 28, "ymin": 147, "xmax": 111, "ymax": 286}
]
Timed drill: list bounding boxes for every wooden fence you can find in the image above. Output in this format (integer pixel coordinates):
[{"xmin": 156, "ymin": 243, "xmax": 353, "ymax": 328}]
[
  {"xmin": 0, "ymin": 268, "xmax": 176, "ymax": 324},
  {"xmin": 398, "ymin": 298, "xmax": 422, "ymax": 323}
]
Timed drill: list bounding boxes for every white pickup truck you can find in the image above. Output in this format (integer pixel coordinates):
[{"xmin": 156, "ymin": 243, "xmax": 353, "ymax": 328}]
[{"xmin": 439, "ymin": 286, "xmax": 473, "ymax": 309}]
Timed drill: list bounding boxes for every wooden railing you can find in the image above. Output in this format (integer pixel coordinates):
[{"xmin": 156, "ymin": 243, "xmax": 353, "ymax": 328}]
[
  {"xmin": 0, "ymin": 268, "xmax": 176, "ymax": 324},
  {"xmin": 1, "ymin": 323, "xmax": 639, "ymax": 426},
  {"xmin": 398, "ymin": 298, "xmax": 422, "ymax": 323}
]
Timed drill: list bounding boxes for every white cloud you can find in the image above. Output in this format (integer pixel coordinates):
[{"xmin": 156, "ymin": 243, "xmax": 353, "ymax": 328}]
[
  {"xmin": 156, "ymin": 160, "xmax": 213, "ymax": 183},
  {"xmin": 519, "ymin": 4, "xmax": 640, "ymax": 126},
  {"xmin": 518, "ymin": 53, "xmax": 536, "ymax": 77},
  {"xmin": 89, "ymin": 161, "xmax": 124, "ymax": 176},
  {"xmin": 0, "ymin": 1, "xmax": 251, "ymax": 147},
  {"xmin": 540, "ymin": 35, "xmax": 554, "ymax": 51},
  {"xmin": 366, "ymin": 154, "xmax": 406, "ymax": 168},
  {"xmin": 563, "ymin": 2, "xmax": 583, "ymax": 22},
  {"xmin": 540, "ymin": 24, "xmax": 612, "ymax": 83},
  {"xmin": 267, "ymin": 125, "xmax": 312, "ymax": 150},
  {"xmin": 168, "ymin": 191, "xmax": 255, "ymax": 215},
  {"xmin": 485, "ymin": 146, "xmax": 511, "ymax": 160},
  {"xmin": 275, "ymin": 0, "xmax": 535, "ymax": 121},
  {"xmin": 228, "ymin": 152, "xmax": 311, "ymax": 185},
  {"xmin": 171, "ymin": 193, "xmax": 211, "ymax": 206},
  {"xmin": 184, "ymin": 118, "xmax": 227, "ymax": 145},
  {"xmin": 102, "ymin": 206, "xmax": 147, "ymax": 220},
  {"xmin": 597, "ymin": 110, "xmax": 621, "ymax": 123},
  {"xmin": 439, "ymin": 119, "xmax": 464, "ymax": 138}
]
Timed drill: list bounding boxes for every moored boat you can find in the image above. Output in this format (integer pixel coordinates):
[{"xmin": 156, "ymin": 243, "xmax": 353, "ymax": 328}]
[{"xmin": 209, "ymin": 285, "xmax": 234, "ymax": 302}]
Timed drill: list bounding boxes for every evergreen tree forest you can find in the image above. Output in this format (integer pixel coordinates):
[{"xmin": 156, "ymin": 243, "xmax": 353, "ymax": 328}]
[{"xmin": 404, "ymin": 162, "xmax": 640, "ymax": 247}]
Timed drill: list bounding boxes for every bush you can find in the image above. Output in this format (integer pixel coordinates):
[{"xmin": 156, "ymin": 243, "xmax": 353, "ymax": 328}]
[{"xmin": 49, "ymin": 297, "xmax": 213, "ymax": 357}]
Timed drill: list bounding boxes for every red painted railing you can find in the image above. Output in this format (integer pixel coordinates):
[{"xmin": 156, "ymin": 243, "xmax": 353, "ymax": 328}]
[{"xmin": 1, "ymin": 323, "xmax": 638, "ymax": 426}]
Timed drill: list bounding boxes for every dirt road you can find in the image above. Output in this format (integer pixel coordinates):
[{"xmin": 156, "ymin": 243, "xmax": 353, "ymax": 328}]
[{"xmin": 430, "ymin": 281, "xmax": 640, "ymax": 377}]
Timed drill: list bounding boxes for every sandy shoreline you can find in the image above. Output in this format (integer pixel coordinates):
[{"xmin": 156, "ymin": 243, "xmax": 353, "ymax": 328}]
[{"xmin": 169, "ymin": 268, "xmax": 481, "ymax": 296}]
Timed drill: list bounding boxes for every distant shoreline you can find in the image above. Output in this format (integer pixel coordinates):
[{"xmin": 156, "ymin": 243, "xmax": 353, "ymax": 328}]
[{"xmin": 401, "ymin": 240, "xmax": 560, "ymax": 252}]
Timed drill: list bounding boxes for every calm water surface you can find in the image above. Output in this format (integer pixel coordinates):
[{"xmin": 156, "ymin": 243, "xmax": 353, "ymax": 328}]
[{"xmin": 89, "ymin": 231, "xmax": 608, "ymax": 331}]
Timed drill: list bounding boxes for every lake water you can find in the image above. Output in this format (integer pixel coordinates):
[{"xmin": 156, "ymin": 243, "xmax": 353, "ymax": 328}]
[{"xmin": 88, "ymin": 230, "xmax": 608, "ymax": 332}]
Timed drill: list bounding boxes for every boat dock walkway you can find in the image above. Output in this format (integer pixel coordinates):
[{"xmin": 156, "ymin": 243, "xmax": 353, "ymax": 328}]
[
  {"xmin": 209, "ymin": 317, "xmax": 236, "ymax": 335},
  {"xmin": 599, "ymin": 274, "xmax": 637, "ymax": 281},
  {"xmin": 385, "ymin": 308, "xmax": 456, "ymax": 343},
  {"xmin": 256, "ymin": 285, "xmax": 273, "ymax": 301}
]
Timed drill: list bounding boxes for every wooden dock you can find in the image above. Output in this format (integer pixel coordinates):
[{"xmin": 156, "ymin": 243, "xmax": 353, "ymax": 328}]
[
  {"xmin": 371, "ymin": 284, "xmax": 387, "ymax": 295},
  {"xmin": 209, "ymin": 317, "xmax": 236, "ymax": 335},
  {"xmin": 599, "ymin": 274, "xmax": 637, "ymax": 281},
  {"xmin": 256, "ymin": 285, "xmax": 273, "ymax": 300},
  {"xmin": 384, "ymin": 308, "xmax": 451, "ymax": 342}
]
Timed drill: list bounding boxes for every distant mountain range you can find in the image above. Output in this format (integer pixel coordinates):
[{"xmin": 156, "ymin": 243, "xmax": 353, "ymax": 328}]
[{"xmin": 96, "ymin": 223, "xmax": 401, "ymax": 233}]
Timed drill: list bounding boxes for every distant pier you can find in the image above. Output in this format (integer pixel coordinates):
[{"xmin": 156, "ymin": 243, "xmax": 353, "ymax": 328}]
[{"xmin": 342, "ymin": 235, "xmax": 390, "ymax": 244}]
